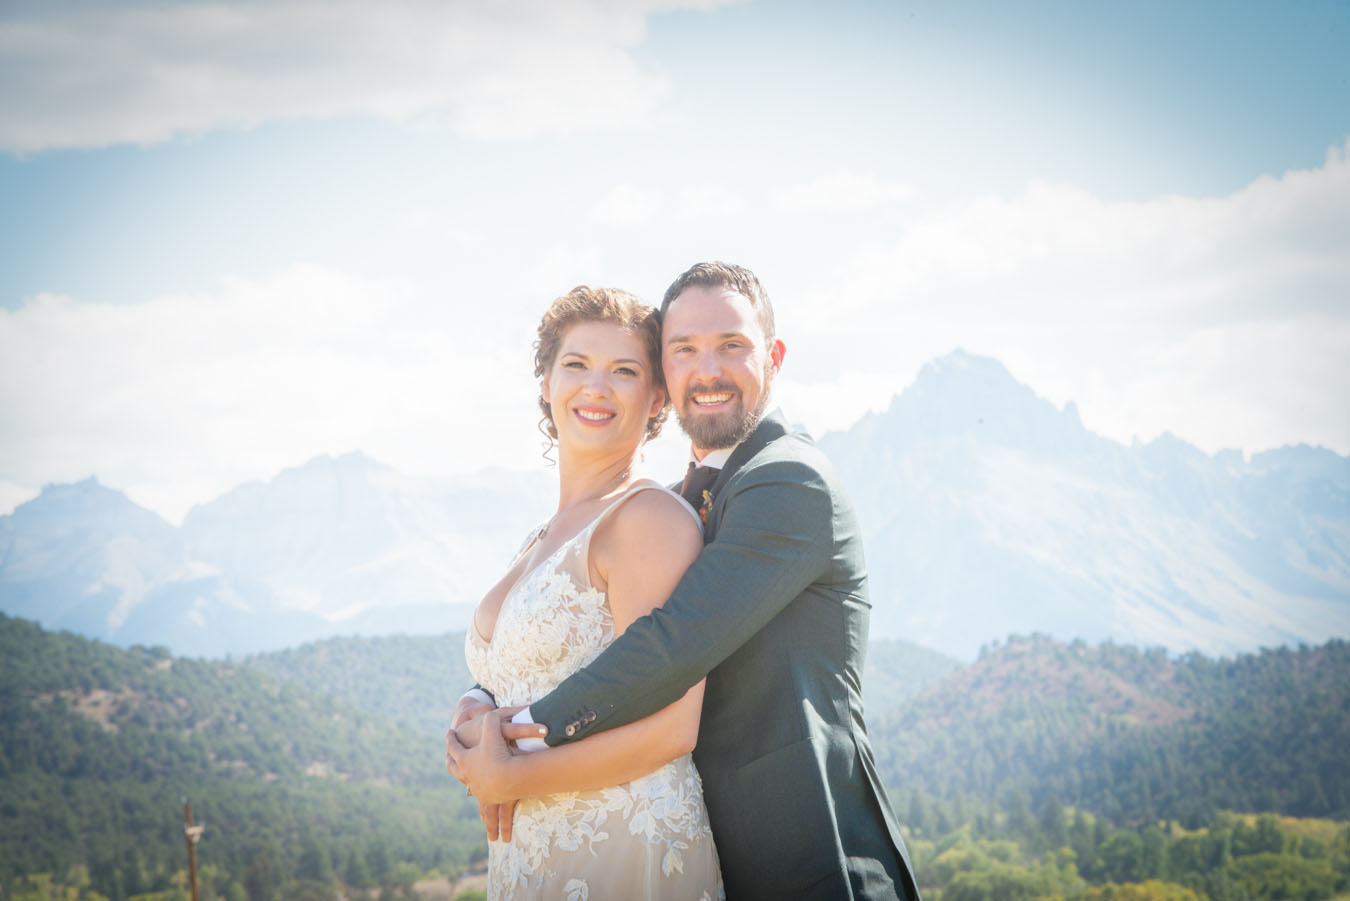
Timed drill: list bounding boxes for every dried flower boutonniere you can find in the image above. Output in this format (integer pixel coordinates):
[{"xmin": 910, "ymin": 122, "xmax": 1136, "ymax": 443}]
[{"xmin": 699, "ymin": 489, "xmax": 714, "ymax": 525}]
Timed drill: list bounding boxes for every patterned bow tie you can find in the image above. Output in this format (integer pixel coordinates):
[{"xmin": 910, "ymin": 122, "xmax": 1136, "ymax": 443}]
[{"xmin": 680, "ymin": 463, "xmax": 719, "ymax": 510}]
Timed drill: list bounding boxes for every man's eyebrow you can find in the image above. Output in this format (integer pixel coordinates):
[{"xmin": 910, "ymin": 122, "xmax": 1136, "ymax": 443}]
[{"xmin": 664, "ymin": 331, "xmax": 745, "ymax": 345}]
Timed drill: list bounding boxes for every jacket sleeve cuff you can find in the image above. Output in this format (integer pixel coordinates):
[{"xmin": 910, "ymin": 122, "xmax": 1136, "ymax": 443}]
[{"xmin": 461, "ymin": 688, "xmax": 495, "ymax": 707}]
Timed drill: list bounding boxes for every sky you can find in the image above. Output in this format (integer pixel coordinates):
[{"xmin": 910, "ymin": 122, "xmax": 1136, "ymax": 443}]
[{"xmin": 1, "ymin": 0, "xmax": 1348, "ymax": 523}]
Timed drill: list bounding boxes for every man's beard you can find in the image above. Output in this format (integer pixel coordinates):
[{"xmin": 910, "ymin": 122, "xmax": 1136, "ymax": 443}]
[{"xmin": 676, "ymin": 376, "xmax": 772, "ymax": 451}]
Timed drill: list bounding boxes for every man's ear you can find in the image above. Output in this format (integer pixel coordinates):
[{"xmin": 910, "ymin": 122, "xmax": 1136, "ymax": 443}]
[{"xmin": 769, "ymin": 339, "xmax": 787, "ymax": 375}]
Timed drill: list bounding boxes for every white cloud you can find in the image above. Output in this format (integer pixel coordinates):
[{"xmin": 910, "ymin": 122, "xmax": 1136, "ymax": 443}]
[
  {"xmin": 0, "ymin": 480, "xmax": 39, "ymax": 516},
  {"xmin": 0, "ymin": 265, "xmax": 545, "ymax": 521},
  {"xmin": 774, "ymin": 371, "xmax": 911, "ymax": 437},
  {"xmin": 0, "ymin": 0, "xmax": 736, "ymax": 152},
  {"xmin": 677, "ymin": 186, "xmax": 745, "ymax": 218},
  {"xmin": 590, "ymin": 184, "xmax": 744, "ymax": 225},
  {"xmin": 774, "ymin": 171, "xmax": 914, "ymax": 213},
  {"xmin": 592, "ymin": 184, "xmax": 661, "ymax": 226},
  {"xmin": 784, "ymin": 141, "xmax": 1350, "ymax": 455}
]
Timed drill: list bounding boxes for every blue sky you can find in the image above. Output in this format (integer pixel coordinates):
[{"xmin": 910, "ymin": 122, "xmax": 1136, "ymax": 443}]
[{"xmin": 1, "ymin": 0, "xmax": 1347, "ymax": 520}]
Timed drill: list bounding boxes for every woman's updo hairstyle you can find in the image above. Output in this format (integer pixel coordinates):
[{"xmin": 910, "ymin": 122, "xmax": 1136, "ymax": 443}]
[{"xmin": 533, "ymin": 285, "xmax": 669, "ymax": 444}]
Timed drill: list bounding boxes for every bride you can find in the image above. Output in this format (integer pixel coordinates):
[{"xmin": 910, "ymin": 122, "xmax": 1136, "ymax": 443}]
[{"xmin": 452, "ymin": 286, "xmax": 723, "ymax": 900}]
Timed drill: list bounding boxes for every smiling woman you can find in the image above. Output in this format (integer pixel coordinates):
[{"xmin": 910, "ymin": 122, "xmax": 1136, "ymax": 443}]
[{"xmin": 532, "ymin": 285, "xmax": 669, "ymax": 453}]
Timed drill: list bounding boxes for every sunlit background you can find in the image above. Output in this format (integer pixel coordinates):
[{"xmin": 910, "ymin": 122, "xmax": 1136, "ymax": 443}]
[{"xmin": 2, "ymin": 0, "xmax": 1347, "ymax": 523}]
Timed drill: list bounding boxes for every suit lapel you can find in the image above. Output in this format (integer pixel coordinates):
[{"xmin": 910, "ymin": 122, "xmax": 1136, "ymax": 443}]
[{"xmin": 709, "ymin": 409, "xmax": 790, "ymax": 500}]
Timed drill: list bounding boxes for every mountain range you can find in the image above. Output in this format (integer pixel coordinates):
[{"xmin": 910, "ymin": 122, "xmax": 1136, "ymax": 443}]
[
  {"xmin": 820, "ymin": 351, "xmax": 1350, "ymax": 657},
  {"xmin": 2, "ymin": 350, "xmax": 1346, "ymax": 659}
]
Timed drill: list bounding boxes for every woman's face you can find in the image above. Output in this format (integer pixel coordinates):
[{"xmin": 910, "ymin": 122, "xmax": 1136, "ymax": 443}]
[{"xmin": 542, "ymin": 320, "xmax": 665, "ymax": 458}]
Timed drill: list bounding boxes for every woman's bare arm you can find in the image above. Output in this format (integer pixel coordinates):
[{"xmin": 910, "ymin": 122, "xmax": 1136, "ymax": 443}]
[{"xmin": 451, "ymin": 490, "xmax": 705, "ymax": 803}]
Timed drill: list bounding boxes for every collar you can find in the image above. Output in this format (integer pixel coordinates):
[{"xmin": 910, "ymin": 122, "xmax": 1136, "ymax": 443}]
[{"xmin": 689, "ymin": 445, "xmax": 735, "ymax": 470}]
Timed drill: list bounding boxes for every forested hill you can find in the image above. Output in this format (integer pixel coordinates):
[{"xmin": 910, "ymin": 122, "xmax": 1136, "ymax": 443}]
[
  {"xmin": 241, "ymin": 629, "xmax": 1349, "ymax": 832},
  {"xmin": 240, "ymin": 631, "xmax": 961, "ymax": 738},
  {"xmin": 5, "ymin": 615, "xmax": 1348, "ymax": 899},
  {"xmin": 873, "ymin": 634, "xmax": 1350, "ymax": 826},
  {"xmin": 0, "ymin": 613, "xmax": 483, "ymax": 900}
]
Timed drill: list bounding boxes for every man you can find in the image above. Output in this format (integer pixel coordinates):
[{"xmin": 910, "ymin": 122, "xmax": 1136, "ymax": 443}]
[{"xmin": 452, "ymin": 262, "xmax": 919, "ymax": 900}]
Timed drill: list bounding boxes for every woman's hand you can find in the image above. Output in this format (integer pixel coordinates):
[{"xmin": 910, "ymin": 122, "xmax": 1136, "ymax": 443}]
[
  {"xmin": 446, "ymin": 708, "xmax": 530, "ymax": 805},
  {"xmin": 478, "ymin": 798, "xmax": 518, "ymax": 843}
]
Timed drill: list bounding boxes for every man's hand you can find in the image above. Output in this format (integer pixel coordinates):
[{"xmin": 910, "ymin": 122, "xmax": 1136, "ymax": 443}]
[{"xmin": 451, "ymin": 706, "xmax": 540, "ymax": 753}]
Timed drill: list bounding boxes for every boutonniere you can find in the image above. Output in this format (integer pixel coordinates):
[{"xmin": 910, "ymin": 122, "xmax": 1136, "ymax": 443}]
[{"xmin": 699, "ymin": 489, "xmax": 714, "ymax": 525}]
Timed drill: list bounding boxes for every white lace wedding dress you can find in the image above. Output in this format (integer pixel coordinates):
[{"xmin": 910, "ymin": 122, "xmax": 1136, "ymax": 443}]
[{"xmin": 465, "ymin": 480, "xmax": 724, "ymax": 901}]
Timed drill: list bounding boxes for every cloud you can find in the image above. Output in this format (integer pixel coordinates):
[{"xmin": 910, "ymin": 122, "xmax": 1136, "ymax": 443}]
[
  {"xmin": 783, "ymin": 141, "xmax": 1350, "ymax": 455},
  {"xmin": 0, "ymin": 265, "xmax": 546, "ymax": 520},
  {"xmin": 677, "ymin": 186, "xmax": 745, "ymax": 218},
  {"xmin": 0, "ymin": 0, "xmax": 735, "ymax": 152},
  {"xmin": 592, "ymin": 184, "xmax": 661, "ymax": 226},
  {"xmin": 774, "ymin": 171, "xmax": 914, "ymax": 213},
  {"xmin": 591, "ymin": 183, "xmax": 745, "ymax": 225}
]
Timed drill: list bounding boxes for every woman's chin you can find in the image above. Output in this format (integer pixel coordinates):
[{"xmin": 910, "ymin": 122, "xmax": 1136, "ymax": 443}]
[{"xmin": 559, "ymin": 431, "xmax": 644, "ymax": 459}]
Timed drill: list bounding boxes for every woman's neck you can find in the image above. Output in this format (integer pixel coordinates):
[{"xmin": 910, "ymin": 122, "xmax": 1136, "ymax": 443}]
[{"xmin": 555, "ymin": 447, "xmax": 640, "ymax": 510}]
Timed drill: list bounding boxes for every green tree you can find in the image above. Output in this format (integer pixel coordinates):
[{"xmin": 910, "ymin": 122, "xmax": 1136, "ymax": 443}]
[
  {"xmin": 1140, "ymin": 825, "xmax": 1167, "ymax": 880},
  {"xmin": 1040, "ymin": 795, "xmax": 1068, "ymax": 850},
  {"xmin": 1099, "ymin": 830, "xmax": 1145, "ymax": 884},
  {"xmin": 344, "ymin": 849, "xmax": 373, "ymax": 890},
  {"xmin": 1225, "ymin": 852, "xmax": 1337, "ymax": 901}
]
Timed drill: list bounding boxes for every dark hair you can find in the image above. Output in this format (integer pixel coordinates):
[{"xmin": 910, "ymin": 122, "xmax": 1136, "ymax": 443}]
[
  {"xmin": 533, "ymin": 285, "xmax": 669, "ymax": 442},
  {"xmin": 659, "ymin": 261, "xmax": 775, "ymax": 340}
]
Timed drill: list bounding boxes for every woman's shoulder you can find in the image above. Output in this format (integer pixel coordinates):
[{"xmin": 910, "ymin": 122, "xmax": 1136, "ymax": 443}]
[
  {"xmin": 590, "ymin": 481, "xmax": 702, "ymax": 592},
  {"xmin": 608, "ymin": 479, "xmax": 701, "ymax": 536}
]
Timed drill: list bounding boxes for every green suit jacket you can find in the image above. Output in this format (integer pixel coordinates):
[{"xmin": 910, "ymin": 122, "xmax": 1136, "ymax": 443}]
[{"xmin": 531, "ymin": 411, "xmax": 920, "ymax": 900}]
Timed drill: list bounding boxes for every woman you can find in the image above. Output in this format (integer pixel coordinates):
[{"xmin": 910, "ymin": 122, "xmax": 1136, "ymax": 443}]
[{"xmin": 456, "ymin": 286, "xmax": 723, "ymax": 900}]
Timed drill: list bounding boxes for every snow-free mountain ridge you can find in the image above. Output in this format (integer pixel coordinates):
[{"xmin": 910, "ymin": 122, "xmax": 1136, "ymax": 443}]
[
  {"xmin": 2, "ymin": 351, "xmax": 1346, "ymax": 658},
  {"xmin": 820, "ymin": 351, "xmax": 1349, "ymax": 657}
]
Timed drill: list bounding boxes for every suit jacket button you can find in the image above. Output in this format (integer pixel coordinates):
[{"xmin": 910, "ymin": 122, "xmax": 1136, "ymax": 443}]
[
  {"xmin": 565, "ymin": 723, "xmax": 578, "ymax": 736},
  {"xmin": 583, "ymin": 711, "xmax": 597, "ymax": 723}
]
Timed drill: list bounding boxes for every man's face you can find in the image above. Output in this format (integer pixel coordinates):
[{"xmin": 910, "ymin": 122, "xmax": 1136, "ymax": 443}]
[{"xmin": 661, "ymin": 284, "xmax": 786, "ymax": 455}]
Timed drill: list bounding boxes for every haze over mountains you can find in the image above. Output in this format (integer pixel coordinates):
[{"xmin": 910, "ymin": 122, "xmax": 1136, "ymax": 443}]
[
  {"xmin": 821, "ymin": 351, "xmax": 1350, "ymax": 657},
  {"xmin": 2, "ymin": 350, "xmax": 1346, "ymax": 659}
]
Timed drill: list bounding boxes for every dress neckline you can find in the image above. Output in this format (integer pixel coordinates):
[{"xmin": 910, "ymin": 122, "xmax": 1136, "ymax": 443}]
[{"xmin": 471, "ymin": 479, "xmax": 665, "ymax": 646}]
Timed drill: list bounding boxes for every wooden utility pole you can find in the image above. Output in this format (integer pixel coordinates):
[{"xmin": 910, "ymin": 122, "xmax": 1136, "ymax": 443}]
[{"xmin": 182, "ymin": 800, "xmax": 203, "ymax": 901}]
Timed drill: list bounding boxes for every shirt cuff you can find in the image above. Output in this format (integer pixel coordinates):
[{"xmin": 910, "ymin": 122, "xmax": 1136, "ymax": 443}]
[
  {"xmin": 511, "ymin": 707, "xmax": 548, "ymax": 752},
  {"xmin": 461, "ymin": 688, "xmax": 495, "ymax": 708}
]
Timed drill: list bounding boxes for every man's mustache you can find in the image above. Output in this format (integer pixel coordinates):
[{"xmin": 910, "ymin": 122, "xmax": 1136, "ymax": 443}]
[{"xmin": 682, "ymin": 381, "xmax": 740, "ymax": 406}]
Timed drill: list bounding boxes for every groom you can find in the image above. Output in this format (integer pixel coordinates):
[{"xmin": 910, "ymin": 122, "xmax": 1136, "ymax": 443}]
[{"xmin": 454, "ymin": 262, "xmax": 919, "ymax": 900}]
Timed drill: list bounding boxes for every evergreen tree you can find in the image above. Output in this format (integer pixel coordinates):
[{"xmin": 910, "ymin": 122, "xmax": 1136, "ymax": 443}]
[
  {"xmin": 1040, "ymin": 795, "xmax": 1068, "ymax": 850},
  {"xmin": 345, "ymin": 849, "xmax": 373, "ymax": 890}
]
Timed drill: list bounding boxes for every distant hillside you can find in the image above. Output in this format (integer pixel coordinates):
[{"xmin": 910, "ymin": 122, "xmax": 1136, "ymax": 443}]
[
  {"xmin": 242, "ymin": 632, "xmax": 962, "ymax": 734},
  {"xmin": 0, "ymin": 613, "xmax": 483, "ymax": 900},
  {"xmin": 244, "ymin": 630, "xmax": 1350, "ymax": 831},
  {"xmin": 245, "ymin": 632, "xmax": 476, "ymax": 739},
  {"xmin": 873, "ymin": 634, "xmax": 1350, "ymax": 825},
  {"xmin": 5, "ymin": 615, "xmax": 1349, "ymax": 899}
]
